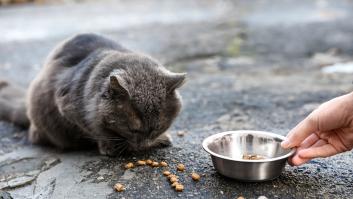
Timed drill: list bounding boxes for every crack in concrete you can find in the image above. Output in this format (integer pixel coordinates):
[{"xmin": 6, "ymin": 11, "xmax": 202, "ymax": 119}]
[{"xmin": 0, "ymin": 157, "xmax": 60, "ymax": 190}]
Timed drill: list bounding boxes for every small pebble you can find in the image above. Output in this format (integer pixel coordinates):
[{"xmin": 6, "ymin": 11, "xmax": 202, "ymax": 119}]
[
  {"xmin": 137, "ymin": 160, "xmax": 146, "ymax": 166},
  {"xmin": 177, "ymin": 131, "xmax": 186, "ymax": 137},
  {"xmin": 175, "ymin": 184, "xmax": 184, "ymax": 192},
  {"xmin": 191, "ymin": 172, "xmax": 200, "ymax": 181},
  {"xmin": 125, "ymin": 163, "xmax": 134, "ymax": 169},
  {"xmin": 177, "ymin": 164, "xmax": 185, "ymax": 172},
  {"xmin": 146, "ymin": 159, "xmax": 153, "ymax": 165},
  {"xmin": 114, "ymin": 183, "xmax": 125, "ymax": 192},
  {"xmin": 160, "ymin": 161, "xmax": 168, "ymax": 167},
  {"xmin": 257, "ymin": 196, "xmax": 268, "ymax": 199},
  {"xmin": 97, "ymin": 176, "xmax": 104, "ymax": 181},
  {"xmin": 163, "ymin": 171, "xmax": 171, "ymax": 176}
]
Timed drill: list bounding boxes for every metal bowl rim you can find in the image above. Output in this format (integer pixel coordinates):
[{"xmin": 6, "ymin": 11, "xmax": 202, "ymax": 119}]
[{"xmin": 202, "ymin": 130, "xmax": 296, "ymax": 163}]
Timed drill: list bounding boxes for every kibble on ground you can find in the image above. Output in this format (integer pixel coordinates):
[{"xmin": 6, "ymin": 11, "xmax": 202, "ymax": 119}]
[
  {"xmin": 114, "ymin": 183, "xmax": 125, "ymax": 192},
  {"xmin": 146, "ymin": 159, "xmax": 153, "ymax": 165},
  {"xmin": 163, "ymin": 171, "xmax": 171, "ymax": 176},
  {"xmin": 152, "ymin": 161, "xmax": 159, "ymax": 167},
  {"xmin": 170, "ymin": 177, "xmax": 178, "ymax": 183},
  {"xmin": 175, "ymin": 184, "xmax": 184, "ymax": 192},
  {"xmin": 137, "ymin": 160, "xmax": 146, "ymax": 166},
  {"xmin": 167, "ymin": 174, "xmax": 178, "ymax": 179},
  {"xmin": 117, "ymin": 161, "xmax": 200, "ymax": 193},
  {"xmin": 125, "ymin": 163, "xmax": 134, "ymax": 169},
  {"xmin": 191, "ymin": 172, "xmax": 200, "ymax": 181},
  {"xmin": 177, "ymin": 164, "xmax": 185, "ymax": 172}
]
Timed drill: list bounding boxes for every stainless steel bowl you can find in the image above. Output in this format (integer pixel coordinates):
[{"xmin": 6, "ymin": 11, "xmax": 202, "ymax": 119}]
[{"xmin": 202, "ymin": 130, "xmax": 295, "ymax": 182}]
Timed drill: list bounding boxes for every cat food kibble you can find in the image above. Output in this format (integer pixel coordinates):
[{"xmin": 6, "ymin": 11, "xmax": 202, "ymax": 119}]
[
  {"xmin": 191, "ymin": 172, "xmax": 200, "ymax": 181},
  {"xmin": 170, "ymin": 176, "xmax": 178, "ymax": 183},
  {"xmin": 125, "ymin": 162, "xmax": 134, "ymax": 169},
  {"xmin": 137, "ymin": 160, "xmax": 146, "ymax": 166},
  {"xmin": 167, "ymin": 174, "xmax": 177, "ymax": 179},
  {"xmin": 163, "ymin": 171, "xmax": 171, "ymax": 176},
  {"xmin": 177, "ymin": 164, "xmax": 185, "ymax": 171},
  {"xmin": 152, "ymin": 161, "xmax": 159, "ymax": 167},
  {"xmin": 120, "ymin": 161, "xmax": 197, "ymax": 193},
  {"xmin": 175, "ymin": 184, "xmax": 184, "ymax": 192},
  {"xmin": 237, "ymin": 196, "xmax": 245, "ymax": 199},
  {"xmin": 242, "ymin": 154, "xmax": 265, "ymax": 160},
  {"xmin": 114, "ymin": 183, "xmax": 125, "ymax": 192}
]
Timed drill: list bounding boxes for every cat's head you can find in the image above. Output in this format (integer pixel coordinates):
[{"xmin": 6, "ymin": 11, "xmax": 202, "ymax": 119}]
[{"xmin": 98, "ymin": 53, "xmax": 186, "ymax": 152}]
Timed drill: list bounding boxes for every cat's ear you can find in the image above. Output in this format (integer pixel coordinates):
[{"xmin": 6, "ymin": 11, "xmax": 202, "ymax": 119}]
[
  {"xmin": 109, "ymin": 76, "xmax": 130, "ymax": 99},
  {"xmin": 166, "ymin": 73, "xmax": 187, "ymax": 93}
]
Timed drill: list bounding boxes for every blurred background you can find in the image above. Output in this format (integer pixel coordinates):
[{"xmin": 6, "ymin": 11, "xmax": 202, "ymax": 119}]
[
  {"xmin": 1, "ymin": 0, "xmax": 353, "ymax": 198},
  {"xmin": 1, "ymin": 0, "xmax": 353, "ymax": 87}
]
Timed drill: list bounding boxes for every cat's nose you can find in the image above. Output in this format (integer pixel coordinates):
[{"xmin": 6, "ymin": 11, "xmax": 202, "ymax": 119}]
[{"xmin": 127, "ymin": 137, "xmax": 146, "ymax": 150}]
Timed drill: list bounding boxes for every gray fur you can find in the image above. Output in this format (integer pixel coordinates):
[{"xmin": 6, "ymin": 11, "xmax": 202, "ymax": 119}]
[
  {"xmin": 4, "ymin": 33, "xmax": 186, "ymax": 156},
  {"xmin": 0, "ymin": 81, "xmax": 29, "ymax": 128}
]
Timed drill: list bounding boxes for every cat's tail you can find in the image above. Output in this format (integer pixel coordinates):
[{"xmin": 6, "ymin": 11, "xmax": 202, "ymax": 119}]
[{"xmin": 0, "ymin": 80, "xmax": 29, "ymax": 128}]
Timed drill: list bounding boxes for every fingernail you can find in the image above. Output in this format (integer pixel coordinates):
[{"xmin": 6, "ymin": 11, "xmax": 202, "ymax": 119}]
[{"xmin": 281, "ymin": 140, "xmax": 290, "ymax": 148}]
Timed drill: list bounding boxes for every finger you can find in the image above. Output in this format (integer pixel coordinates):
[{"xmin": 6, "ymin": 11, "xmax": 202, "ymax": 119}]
[
  {"xmin": 289, "ymin": 138, "xmax": 325, "ymax": 166},
  {"xmin": 287, "ymin": 149, "xmax": 296, "ymax": 166},
  {"xmin": 282, "ymin": 111, "xmax": 319, "ymax": 149},
  {"xmin": 289, "ymin": 155, "xmax": 311, "ymax": 166},
  {"xmin": 299, "ymin": 133, "xmax": 320, "ymax": 149},
  {"xmin": 287, "ymin": 156, "xmax": 294, "ymax": 166},
  {"xmin": 318, "ymin": 131, "xmax": 331, "ymax": 140},
  {"xmin": 298, "ymin": 143, "xmax": 337, "ymax": 159},
  {"xmin": 289, "ymin": 146, "xmax": 314, "ymax": 166},
  {"xmin": 309, "ymin": 139, "xmax": 327, "ymax": 148}
]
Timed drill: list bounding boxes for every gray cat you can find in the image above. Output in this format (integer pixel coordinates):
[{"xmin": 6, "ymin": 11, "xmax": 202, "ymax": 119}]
[{"xmin": 1, "ymin": 33, "xmax": 186, "ymax": 156}]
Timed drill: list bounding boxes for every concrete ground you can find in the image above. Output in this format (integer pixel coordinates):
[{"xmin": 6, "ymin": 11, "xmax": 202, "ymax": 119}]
[{"xmin": 1, "ymin": 0, "xmax": 353, "ymax": 198}]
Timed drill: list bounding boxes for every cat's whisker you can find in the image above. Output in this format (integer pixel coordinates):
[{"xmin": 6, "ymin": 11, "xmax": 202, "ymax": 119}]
[
  {"xmin": 116, "ymin": 144, "xmax": 128, "ymax": 157},
  {"xmin": 95, "ymin": 137, "xmax": 124, "ymax": 141},
  {"xmin": 113, "ymin": 142, "xmax": 126, "ymax": 150},
  {"xmin": 82, "ymin": 134, "xmax": 126, "ymax": 142}
]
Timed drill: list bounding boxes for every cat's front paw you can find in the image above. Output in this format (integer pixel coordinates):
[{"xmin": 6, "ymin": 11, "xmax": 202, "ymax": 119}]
[{"xmin": 152, "ymin": 133, "xmax": 173, "ymax": 148}]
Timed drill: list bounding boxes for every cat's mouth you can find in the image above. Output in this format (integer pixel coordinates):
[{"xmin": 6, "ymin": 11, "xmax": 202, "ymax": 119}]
[{"xmin": 106, "ymin": 131, "xmax": 164, "ymax": 153}]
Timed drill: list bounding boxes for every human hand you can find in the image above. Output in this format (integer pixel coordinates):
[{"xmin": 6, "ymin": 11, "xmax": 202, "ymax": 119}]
[{"xmin": 281, "ymin": 92, "xmax": 353, "ymax": 166}]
